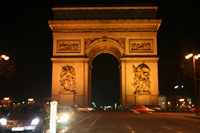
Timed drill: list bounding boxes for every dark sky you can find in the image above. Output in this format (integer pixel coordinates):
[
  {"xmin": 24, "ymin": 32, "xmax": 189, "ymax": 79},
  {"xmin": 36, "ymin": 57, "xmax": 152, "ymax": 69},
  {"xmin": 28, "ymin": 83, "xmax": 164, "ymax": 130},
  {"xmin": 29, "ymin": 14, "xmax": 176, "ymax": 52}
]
[{"xmin": 0, "ymin": 0, "xmax": 200, "ymax": 103}]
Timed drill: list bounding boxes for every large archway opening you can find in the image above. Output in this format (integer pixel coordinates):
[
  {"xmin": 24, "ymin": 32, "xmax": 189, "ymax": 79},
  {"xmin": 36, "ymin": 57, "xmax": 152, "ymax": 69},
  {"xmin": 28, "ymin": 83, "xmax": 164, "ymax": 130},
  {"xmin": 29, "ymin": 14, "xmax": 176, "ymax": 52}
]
[{"xmin": 91, "ymin": 53, "xmax": 120, "ymax": 108}]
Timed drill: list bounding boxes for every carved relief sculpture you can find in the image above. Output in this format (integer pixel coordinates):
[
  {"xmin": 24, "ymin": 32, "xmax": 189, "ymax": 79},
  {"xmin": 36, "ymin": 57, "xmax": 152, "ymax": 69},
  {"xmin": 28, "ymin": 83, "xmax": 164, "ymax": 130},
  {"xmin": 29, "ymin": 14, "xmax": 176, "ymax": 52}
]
[
  {"xmin": 132, "ymin": 63, "xmax": 151, "ymax": 93},
  {"xmin": 59, "ymin": 65, "xmax": 76, "ymax": 94},
  {"xmin": 57, "ymin": 40, "xmax": 81, "ymax": 53},
  {"xmin": 129, "ymin": 39, "xmax": 153, "ymax": 53},
  {"xmin": 84, "ymin": 36, "xmax": 125, "ymax": 50}
]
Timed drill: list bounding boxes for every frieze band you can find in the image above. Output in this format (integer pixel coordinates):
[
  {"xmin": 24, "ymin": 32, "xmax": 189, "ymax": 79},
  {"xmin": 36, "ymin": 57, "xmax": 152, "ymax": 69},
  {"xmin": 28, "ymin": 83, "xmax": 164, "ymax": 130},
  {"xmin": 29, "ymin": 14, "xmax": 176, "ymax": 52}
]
[
  {"xmin": 129, "ymin": 39, "xmax": 153, "ymax": 53},
  {"xmin": 57, "ymin": 40, "xmax": 81, "ymax": 53}
]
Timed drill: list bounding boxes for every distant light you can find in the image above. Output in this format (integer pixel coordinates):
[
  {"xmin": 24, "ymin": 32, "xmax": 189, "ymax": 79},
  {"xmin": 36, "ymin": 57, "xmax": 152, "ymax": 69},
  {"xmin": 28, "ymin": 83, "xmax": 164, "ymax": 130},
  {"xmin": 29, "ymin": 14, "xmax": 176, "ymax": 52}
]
[
  {"xmin": 179, "ymin": 99, "xmax": 185, "ymax": 102},
  {"xmin": 168, "ymin": 101, "xmax": 171, "ymax": 105},
  {"xmin": 185, "ymin": 53, "xmax": 193, "ymax": 59},
  {"xmin": 1, "ymin": 55, "xmax": 6, "ymax": 59},
  {"xmin": 4, "ymin": 56, "xmax": 9, "ymax": 60},
  {"xmin": 1, "ymin": 55, "xmax": 9, "ymax": 60},
  {"xmin": 194, "ymin": 54, "xmax": 200, "ymax": 59},
  {"xmin": 181, "ymin": 85, "xmax": 184, "ymax": 88},
  {"xmin": 174, "ymin": 85, "xmax": 179, "ymax": 89},
  {"xmin": 28, "ymin": 98, "xmax": 34, "ymax": 102},
  {"xmin": 4, "ymin": 97, "xmax": 9, "ymax": 101}
]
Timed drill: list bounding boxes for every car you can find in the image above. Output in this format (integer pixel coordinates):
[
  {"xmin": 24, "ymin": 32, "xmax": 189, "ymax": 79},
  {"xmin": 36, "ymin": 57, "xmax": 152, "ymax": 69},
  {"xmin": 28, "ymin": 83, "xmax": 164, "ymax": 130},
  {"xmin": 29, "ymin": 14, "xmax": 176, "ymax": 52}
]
[
  {"xmin": 190, "ymin": 107, "xmax": 200, "ymax": 112},
  {"xmin": 56, "ymin": 106, "xmax": 75, "ymax": 125},
  {"xmin": 76, "ymin": 106, "xmax": 93, "ymax": 112},
  {"xmin": 0, "ymin": 107, "xmax": 13, "ymax": 117},
  {"xmin": 130, "ymin": 105, "xmax": 155, "ymax": 114},
  {"xmin": 144, "ymin": 105, "xmax": 161, "ymax": 112},
  {"xmin": 0, "ymin": 104, "xmax": 50, "ymax": 133}
]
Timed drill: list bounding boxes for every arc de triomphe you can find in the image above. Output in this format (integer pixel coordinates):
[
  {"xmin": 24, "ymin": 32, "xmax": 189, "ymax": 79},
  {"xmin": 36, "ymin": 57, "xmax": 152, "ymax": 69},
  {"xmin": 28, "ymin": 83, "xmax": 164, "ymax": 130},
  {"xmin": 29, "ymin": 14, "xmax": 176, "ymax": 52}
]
[{"xmin": 48, "ymin": 6, "xmax": 161, "ymax": 107}]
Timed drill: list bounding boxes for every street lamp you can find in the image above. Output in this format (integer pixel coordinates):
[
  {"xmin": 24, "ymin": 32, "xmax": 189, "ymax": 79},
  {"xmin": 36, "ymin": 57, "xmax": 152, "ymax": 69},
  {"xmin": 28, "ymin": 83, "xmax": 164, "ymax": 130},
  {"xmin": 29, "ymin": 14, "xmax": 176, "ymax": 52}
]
[
  {"xmin": 0, "ymin": 55, "xmax": 9, "ymax": 60},
  {"xmin": 185, "ymin": 53, "xmax": 200, "ymax": 115},
  {"xmin": 3, "ymin": 97, "xmax": 9, "ymax": 106}
]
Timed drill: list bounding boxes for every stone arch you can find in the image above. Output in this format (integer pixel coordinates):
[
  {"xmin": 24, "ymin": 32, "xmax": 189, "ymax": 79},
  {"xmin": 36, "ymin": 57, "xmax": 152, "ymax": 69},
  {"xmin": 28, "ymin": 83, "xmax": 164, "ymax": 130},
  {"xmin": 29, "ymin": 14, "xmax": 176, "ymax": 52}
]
[
  {"xmin": 88, "ymin": 43, "xmax": 122, "ymax": 65},
  {"xmin": 50, "ymin": 7, "xmax": 161, "ymax": 107},
  {"xmin": 85, "ymin": 37, "xmax": 124, "ymax": 64}
]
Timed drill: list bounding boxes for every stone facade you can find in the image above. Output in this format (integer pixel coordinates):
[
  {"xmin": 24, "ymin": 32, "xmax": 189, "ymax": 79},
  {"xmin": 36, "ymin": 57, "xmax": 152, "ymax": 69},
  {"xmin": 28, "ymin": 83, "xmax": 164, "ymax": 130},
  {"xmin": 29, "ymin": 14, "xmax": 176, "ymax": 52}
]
[{"xmin": 49, "ymin": 6, "xmax": 161, "ymax": 107}]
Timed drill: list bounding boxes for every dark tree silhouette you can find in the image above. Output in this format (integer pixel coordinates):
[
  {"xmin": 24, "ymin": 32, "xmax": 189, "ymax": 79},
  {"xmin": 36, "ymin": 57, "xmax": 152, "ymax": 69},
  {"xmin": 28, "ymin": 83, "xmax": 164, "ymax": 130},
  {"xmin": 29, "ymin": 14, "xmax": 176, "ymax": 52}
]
[
  {"xmin": 180, "ymin": 58, "xmax": 200, "ymax": 79},
  {"xmin": 0, "ymin": 56, "xmax": 16, "ymax": 79}
]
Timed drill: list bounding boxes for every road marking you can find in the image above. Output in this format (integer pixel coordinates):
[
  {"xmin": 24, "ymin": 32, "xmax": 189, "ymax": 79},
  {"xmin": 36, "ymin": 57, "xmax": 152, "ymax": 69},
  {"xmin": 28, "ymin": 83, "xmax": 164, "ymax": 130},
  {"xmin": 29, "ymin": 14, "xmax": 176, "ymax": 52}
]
[
  {"xmin": 162, "ymin": 126, "xmax": 172, "ymax": 130},
  {"xmin": 73, "ymin": 115, "xmax": 93, "ymax": 126},
  {"xmin": 57, "ymin": 115, "xmax": 93, "ymax": 133},
  {"xmin": 85, "ymin": 115, "xmax": 101, "ymax": 132},
  {"xmin": 126, "ymin": 125, "xmax": 135, "ymax": 133},
  {"xmin": 89, "ymin": 115, "xmax": 101, "ymax": 127},
  {"xmin": 126, "ymin": 126, "xmax": 131, "ymax": 130},
  {"xmin": 162, "ymin": 125, "xmax": 182, "ymax": 133}
]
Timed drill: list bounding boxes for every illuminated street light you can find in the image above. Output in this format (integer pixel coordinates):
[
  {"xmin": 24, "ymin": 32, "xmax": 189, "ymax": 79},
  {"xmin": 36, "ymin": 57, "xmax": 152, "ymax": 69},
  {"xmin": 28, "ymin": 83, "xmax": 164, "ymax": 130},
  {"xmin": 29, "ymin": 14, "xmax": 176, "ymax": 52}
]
[
  {"xmin": 194, "ymin": 54, "xmax": 200, "ymax": 59},
  {"xmin": 3, "ymin": 97, "xmax": 9, "ymax": 101},
  {"xmin": 185, "ymin": 53, "xmax": 193, "ymax": 59},
  {"xmin": 28, "ymin": 98, "xmax": 35, "ymax": 104},
  {"xmin": 185, "ymin": 53, "xmax": 200, "ymax": 115},
  {"xmin": 28, "ymin": 98, "xmax": 34, "ymax": 102},
  {"xmin": 0, "ymin": 55, "xmax": 9, "ymax": 60},
  {"xmin": 3, "ymin": 97, "xmax": 9, "ymax": 106}
]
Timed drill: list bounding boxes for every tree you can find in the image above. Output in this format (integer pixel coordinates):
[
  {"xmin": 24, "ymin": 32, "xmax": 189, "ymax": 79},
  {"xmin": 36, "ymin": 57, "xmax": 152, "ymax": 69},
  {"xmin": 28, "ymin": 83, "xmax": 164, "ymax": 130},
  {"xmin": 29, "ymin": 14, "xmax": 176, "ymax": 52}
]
[
  {"xmin": 0, "ymin": 55, "xmax": 16, "ymax": 79},
  {"xmin": 180, "ymin": 58, "xmax": 200, "ymax": 79}
]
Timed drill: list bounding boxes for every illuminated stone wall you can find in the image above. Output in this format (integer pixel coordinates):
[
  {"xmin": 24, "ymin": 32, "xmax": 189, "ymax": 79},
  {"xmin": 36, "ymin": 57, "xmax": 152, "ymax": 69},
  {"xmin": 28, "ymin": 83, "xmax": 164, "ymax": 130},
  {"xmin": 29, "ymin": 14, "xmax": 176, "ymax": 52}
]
[{"xmin": 49, "ymin": 7, "xmax": 161, "ymax": 107}]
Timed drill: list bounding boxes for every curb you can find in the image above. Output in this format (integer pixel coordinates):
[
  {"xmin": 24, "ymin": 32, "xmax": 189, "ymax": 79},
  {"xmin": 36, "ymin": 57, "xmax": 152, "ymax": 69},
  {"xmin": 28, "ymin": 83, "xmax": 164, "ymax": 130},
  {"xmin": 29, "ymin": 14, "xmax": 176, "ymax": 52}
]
[{"xmin": 185, "ymin": 115, "xmax": 200, "ymax": 120}]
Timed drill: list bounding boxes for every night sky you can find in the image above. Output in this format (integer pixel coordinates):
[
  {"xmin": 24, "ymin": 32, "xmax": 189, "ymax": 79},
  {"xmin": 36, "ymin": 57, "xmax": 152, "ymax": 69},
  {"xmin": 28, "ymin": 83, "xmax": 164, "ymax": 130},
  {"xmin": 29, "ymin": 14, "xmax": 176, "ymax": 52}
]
[{"xmin": 0, "ymin": 0, "xmax": 200, "ymax": 104}]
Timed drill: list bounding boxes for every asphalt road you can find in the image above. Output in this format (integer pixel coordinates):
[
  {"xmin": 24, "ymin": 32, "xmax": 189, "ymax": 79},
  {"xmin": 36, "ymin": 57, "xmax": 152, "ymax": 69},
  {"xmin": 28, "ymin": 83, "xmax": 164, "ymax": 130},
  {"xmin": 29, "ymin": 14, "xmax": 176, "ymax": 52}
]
[{"xmin": 56, "ymin": 111, "xmax": 200, "ymax": 133}]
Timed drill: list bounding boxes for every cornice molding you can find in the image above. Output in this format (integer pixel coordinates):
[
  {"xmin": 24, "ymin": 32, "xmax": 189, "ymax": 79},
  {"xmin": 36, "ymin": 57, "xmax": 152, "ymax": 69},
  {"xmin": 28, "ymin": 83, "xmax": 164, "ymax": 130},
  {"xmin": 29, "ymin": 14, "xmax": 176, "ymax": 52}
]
[
  {"xmin": 52, "ymin": 6, "xmax": 158, "ymax": 10},
  {"xmin": 49, "ymin": 19, "xmax": 161, "ymax": 33}
]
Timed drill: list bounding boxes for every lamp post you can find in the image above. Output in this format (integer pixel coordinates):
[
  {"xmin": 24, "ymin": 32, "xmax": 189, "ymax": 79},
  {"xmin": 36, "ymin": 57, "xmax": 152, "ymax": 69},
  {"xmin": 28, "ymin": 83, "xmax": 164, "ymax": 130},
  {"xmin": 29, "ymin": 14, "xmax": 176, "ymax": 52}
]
[
  {"xmin": 185, "ymin": 53, "xmax": 200, "ymax": 115},
  {"xmin": 0, "ymin": 55, "xmax": 9, "ymax": 60},
  {"xmin": 3, "ymin": 97, "xmax": 9, "ymax": 106}
]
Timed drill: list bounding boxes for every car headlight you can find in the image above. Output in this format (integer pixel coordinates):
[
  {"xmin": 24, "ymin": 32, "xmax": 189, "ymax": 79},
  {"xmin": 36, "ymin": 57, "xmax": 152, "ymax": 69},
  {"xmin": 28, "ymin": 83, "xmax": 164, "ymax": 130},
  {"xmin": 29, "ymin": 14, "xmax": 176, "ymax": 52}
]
[
  {"xmin": 61, "ymin": 114, "xmax": 69, "ymax": 121},
  {"xmin": 31, "ymin": 118, "xmax": 40, "ymax": 125},
  {"xmin": 0, "ymin": 118, "xmax": 7, "ymax": 125}
]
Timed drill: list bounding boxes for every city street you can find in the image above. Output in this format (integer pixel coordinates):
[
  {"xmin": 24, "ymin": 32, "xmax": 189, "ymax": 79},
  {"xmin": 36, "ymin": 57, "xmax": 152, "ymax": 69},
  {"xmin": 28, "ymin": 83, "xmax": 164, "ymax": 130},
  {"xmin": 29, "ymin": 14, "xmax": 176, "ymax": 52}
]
[{"xmin": 56, "ymin": 111, "xmax": 200, "ymax": 133}]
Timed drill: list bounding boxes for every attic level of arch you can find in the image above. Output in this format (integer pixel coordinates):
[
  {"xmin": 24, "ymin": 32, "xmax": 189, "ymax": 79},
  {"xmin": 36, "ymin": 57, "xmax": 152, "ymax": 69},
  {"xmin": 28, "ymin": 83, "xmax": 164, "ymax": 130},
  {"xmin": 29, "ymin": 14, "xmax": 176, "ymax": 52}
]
[
  {"xmin": 49, "ymin": 7, "xmax": 161, "ymax": 33},
  {"xmin": 52, "ymin": 6, "xmax": 158, "ymax": 20}
]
